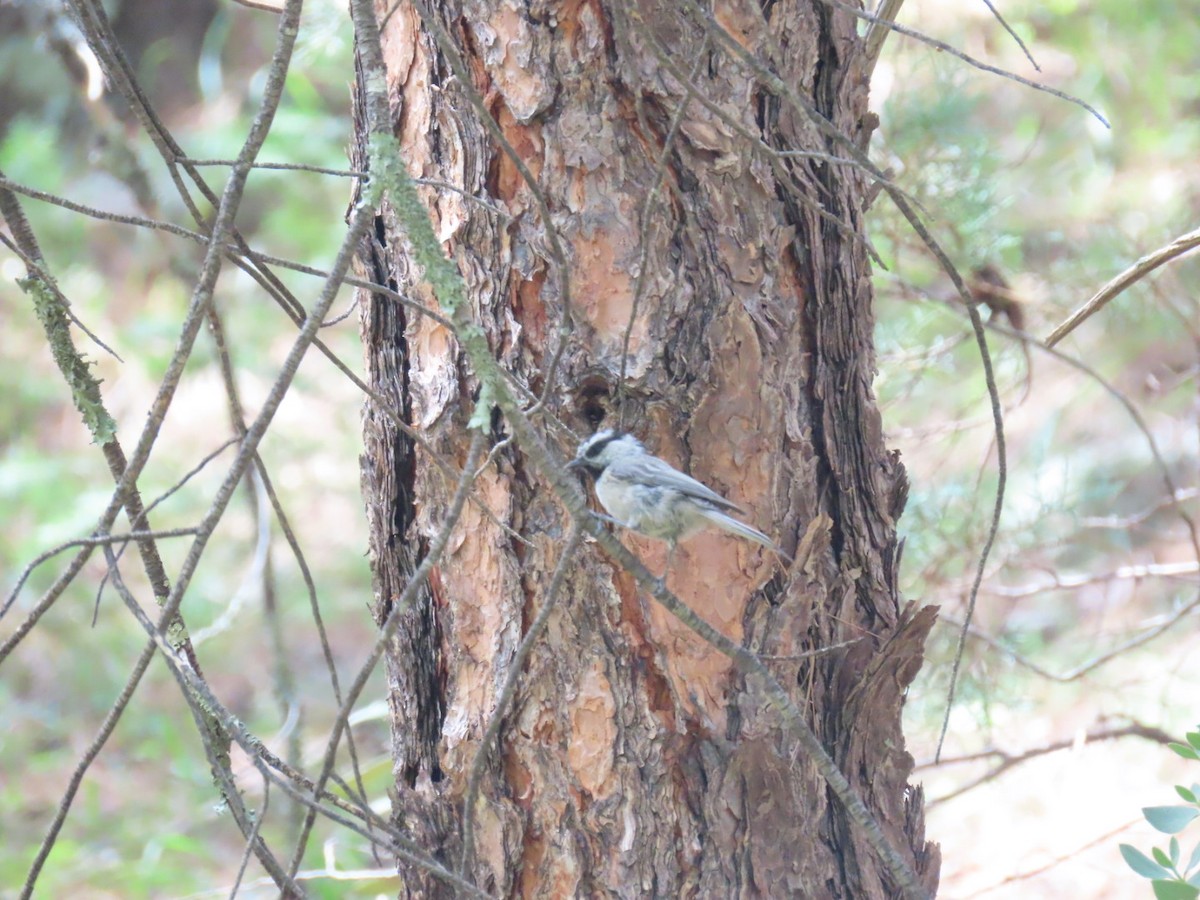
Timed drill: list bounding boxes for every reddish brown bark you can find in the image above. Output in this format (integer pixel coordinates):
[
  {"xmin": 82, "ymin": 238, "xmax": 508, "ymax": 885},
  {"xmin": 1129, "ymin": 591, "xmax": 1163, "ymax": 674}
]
[{"xmin": 356, "ymin": 1, "xmax": 939, "ymax": 896}]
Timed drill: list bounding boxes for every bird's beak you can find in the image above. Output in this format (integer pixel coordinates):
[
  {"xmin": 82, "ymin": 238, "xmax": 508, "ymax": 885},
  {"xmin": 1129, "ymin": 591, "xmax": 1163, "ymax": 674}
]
[{"xmin": 566, "ymin": 458, "xmax": 583, "ymax": 470}]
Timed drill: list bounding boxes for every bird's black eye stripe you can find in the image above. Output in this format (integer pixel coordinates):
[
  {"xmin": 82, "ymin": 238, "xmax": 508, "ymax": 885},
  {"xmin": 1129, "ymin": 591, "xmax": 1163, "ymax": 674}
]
[{"xmin": 584, "ymin": 432, "xmax": 620, "ymax": 458}]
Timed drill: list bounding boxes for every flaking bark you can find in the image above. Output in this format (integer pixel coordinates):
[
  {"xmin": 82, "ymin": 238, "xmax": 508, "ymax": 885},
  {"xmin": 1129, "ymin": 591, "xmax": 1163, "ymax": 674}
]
[{"xmin": 355, "ymin": 1, "xmax": 939, "ymax": 896}]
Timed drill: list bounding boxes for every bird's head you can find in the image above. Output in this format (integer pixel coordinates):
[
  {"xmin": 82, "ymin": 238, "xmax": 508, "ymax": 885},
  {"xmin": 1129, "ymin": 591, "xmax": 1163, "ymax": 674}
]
[{"xmin": 567, "ymin": 429, "xmax": 644, "ymax": 476}]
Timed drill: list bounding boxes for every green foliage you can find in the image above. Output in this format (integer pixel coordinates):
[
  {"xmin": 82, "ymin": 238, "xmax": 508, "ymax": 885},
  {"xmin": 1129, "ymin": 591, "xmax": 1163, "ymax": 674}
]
[{"xmin": 1121, "ymin": 731, "xmax": 1200, "ymax": 898}]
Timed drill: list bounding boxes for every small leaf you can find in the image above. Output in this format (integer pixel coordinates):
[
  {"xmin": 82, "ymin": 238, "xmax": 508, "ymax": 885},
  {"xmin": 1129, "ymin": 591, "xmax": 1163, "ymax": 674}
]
[
  {"xmin": 1179, "ymin": 786, "xmax": 1199, "ymax": 804},
  {"xmin": 1189, "ymin": 842, "xmax": 1200, "ymax": 876},
  {"xmin": 1123, "ymin": 844, "xmax": 1172, "ymax": 879},
  {"xmin": 1146, "ymin": 806, "xmax": 1200, "ymax": 834},
  {"xmin": 1187, "ymin": 732, "xmax": 1200, "ymax": 752},
  {"xmin": 1156, "ymin": 847, "xmax": 1174, "ymax": 868},
  {"xmin": 1173, "ymin": 838, "xmax": 1183, "ymax": 865},
  {"xmin": 1171, "ymin": 743, "xmax": 1200, "ymax": 761},
  {"xmin": 1152, "ymin": 879, "xmax": 1200, "ymax": 900}
]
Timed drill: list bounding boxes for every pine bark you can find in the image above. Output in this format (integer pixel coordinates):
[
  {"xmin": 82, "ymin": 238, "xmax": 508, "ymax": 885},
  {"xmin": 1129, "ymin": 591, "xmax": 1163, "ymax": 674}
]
[{"xmin": 355, "ymin": 0, "xmax": 939, "ymax": 896}]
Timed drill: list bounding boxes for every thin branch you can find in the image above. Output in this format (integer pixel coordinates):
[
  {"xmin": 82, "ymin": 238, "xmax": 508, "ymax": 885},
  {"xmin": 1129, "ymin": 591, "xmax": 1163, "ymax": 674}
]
[
  {"xmin": 1045, "ymin": 226, "xmax": 1200, "ymax": 347},
  {"xmin": 407, "ymin": 0, "xmax": 575, "ymax": 409},
  {"xmin": 181, "ymin": 158, "xmax": 514, "ymax": 217},
  {"xmin": 617, "ymin": 37, "xmax": 709, "ymax": 428},
  {"xmin": 230, "ymin": 0, "xmax": 284, "ymax": 12},
  {"xmin": 202, "ymin": 301, "xmax": 319, "ymax": 826},
  {"xmin": 759, "ymin": 638, "xmax": 871, "ymax": 661},
  {"xmin": 984, "ymin": 560, "xmax": 1198, "ymax": 599},
  {"xmin": 1, "ymin": 528, "xmax": 198, "ymax": 620},
  {"xmin": 1080, "ymin": 488, "xmax": 1200, "ymax": 530},
  {"xmin": 18, "ymin": 633, "xmax": 164, "ymax": 899},
  {"xmin": 863, "ymin": 0, "xmax": 905, "ymax": 74},
  {"xmin": 112, "ymin": 569, "xmax": 300, "ymax": 899},
  {"xmin": 676, "ymin": 0, "xmax": 1007, "ymax": 777},
  {"xmin": 978, "ymin": 0, "xmax": 1040, "ymax": 71},
  {"xmin": 285, "ymin": 431, "xmax": 488, "ymax": 879},
  {"xmin": 838, "ymin": 0, "xmax": 1107, "ymax": 126},
  {"xmin": 460, "ymin": 524, "xmax": 583, "ymax": 873},
  {"xmin": 0, "ymin": 546, "xmax": 93, "ymax": 668},
  {"xmin": 246, "ymin": 447, "xmax": 375, "ymax": 819},
  {"xmin": 0, "ymin": 233, "xmax": 123, "ymax": 361},
  {"xmin": 970, "ymin": 819, "xmax": 1140, "ymax": 895},
  {"xmin": 0, "ymin": 173, "xmax": 207, "ymax": 239},
  {"xmin": 922, "ymin": 721, "xmax": 1174, "ymax": 807},
  {"xmin": 228, "ymin": 775, "xmax": 270, "ymax": 899},
  {"xmin": 939, "ymin": 602, "xmax": 1200, "ymax": 683}
]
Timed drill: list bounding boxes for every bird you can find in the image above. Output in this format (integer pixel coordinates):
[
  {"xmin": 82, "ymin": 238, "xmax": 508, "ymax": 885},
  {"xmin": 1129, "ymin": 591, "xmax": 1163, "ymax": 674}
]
[{"xmin": 567, "ymin": 429, "xmax": 784, "ymax": 578}]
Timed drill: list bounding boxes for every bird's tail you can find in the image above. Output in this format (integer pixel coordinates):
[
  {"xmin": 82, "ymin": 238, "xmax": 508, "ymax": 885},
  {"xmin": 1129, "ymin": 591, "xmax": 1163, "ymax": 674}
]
[{"xmin": 700, "ymin": 507, "xmax": 789, "ymax": 560}]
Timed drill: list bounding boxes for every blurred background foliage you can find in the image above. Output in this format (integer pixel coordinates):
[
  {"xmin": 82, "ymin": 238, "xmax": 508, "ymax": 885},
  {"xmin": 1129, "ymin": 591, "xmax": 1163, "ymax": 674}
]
[
  {"xmin": 0, "ymin": 1, "xmax": 392, "ymax": 897},
  {"xmin": 869, "ymin": 0, "xmax": 1200, "ymax": 896},
  {"xmin": 0, "ymin": 0, "xmax": 1197, "ymax": 897}
]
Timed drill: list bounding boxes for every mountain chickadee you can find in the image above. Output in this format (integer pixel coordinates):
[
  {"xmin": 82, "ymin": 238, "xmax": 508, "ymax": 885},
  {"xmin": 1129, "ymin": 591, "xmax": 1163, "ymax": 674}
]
[{"xmin": 568, "ymin": 429, "xmax": 784, "ymax": 572}]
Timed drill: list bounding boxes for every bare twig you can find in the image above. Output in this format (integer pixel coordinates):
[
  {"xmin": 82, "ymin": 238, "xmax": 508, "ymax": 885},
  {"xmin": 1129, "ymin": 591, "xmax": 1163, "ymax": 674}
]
[
  {"xmin": 0, "ymin": 233, "xmax": 123, "ymax": 361},
  {"xmin": 1080, "ymin": 488, "xmax": 1200, "ymax": 530},
  {"xmin": 1, "ymin": 528, "xmax": 198, "ymax": 620},
  {"xmin": 99, "ymin": 542, "xmax": 488, "ymax": 898},
  {"xmin": 460, "ymin": 524, "xmax": 583, "ymax": 873},
  {"xmin": 1045, "ymin": 226, "xmax": 1200, "ymax": 347},
  {"xmin": 181, "ymin": 158, "xmax": 513, "ymax": 216},
  {"xmin": 617, "ymin": 37, "xmax": 710, "ymax": 427},
  {"xmin": 286, "ymin": 431, "xmax": 488, "ymax": 878},
  {"xmin": 970, "ymin": 819, "xmax": 1141, "ymax": 895},
  {"xmin": 978, "ymin": 0, "xmax": 1041, "ymax": 71},
  {"xmin": 922, "ymin": 721, "xmax": 1174, "ymax": 807},
  {"xmin": 674, "ymin": 0, "xmax": 1005, "ymax": 776},
  {"xmin": 843, "ymin": 0, "xmax": 1106, "ymax": 125},
  {"xmin": 939, "ymin": 603, "xmax": 1200, "ymax": 683},
  {"xmin": 230, "ymin": 0, "xmax": 284, "ymax": 12},
  {"xmin": 407, "ymin": 0, "xmax": 575, "ymax": 410},
  {"xmin": 18, "ymin": 633, "xmax": 168, "ymax": 899},
  {"xmin": 984, "ymin": 560, "xmax": 1198, "ymax": 599},
  {"xmin": 863, "ymin": 0, "xmax": 905, "ymax": 74},
  {"xmin": 229, "ymin": 775, "xmax": 271, "ymax": 899}
]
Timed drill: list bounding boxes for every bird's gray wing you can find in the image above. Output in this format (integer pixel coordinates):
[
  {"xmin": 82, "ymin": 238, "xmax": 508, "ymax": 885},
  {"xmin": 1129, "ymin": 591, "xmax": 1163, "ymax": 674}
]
[{"xmin": 607, "ymin": 454, "xmax": 744, "ymax": 512}]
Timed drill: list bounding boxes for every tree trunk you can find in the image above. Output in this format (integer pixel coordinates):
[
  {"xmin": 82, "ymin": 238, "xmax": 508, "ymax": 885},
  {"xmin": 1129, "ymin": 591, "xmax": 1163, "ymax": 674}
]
[{"xmin": 355, "ymin": 0, "xmax": 939, "ymax": 896}]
